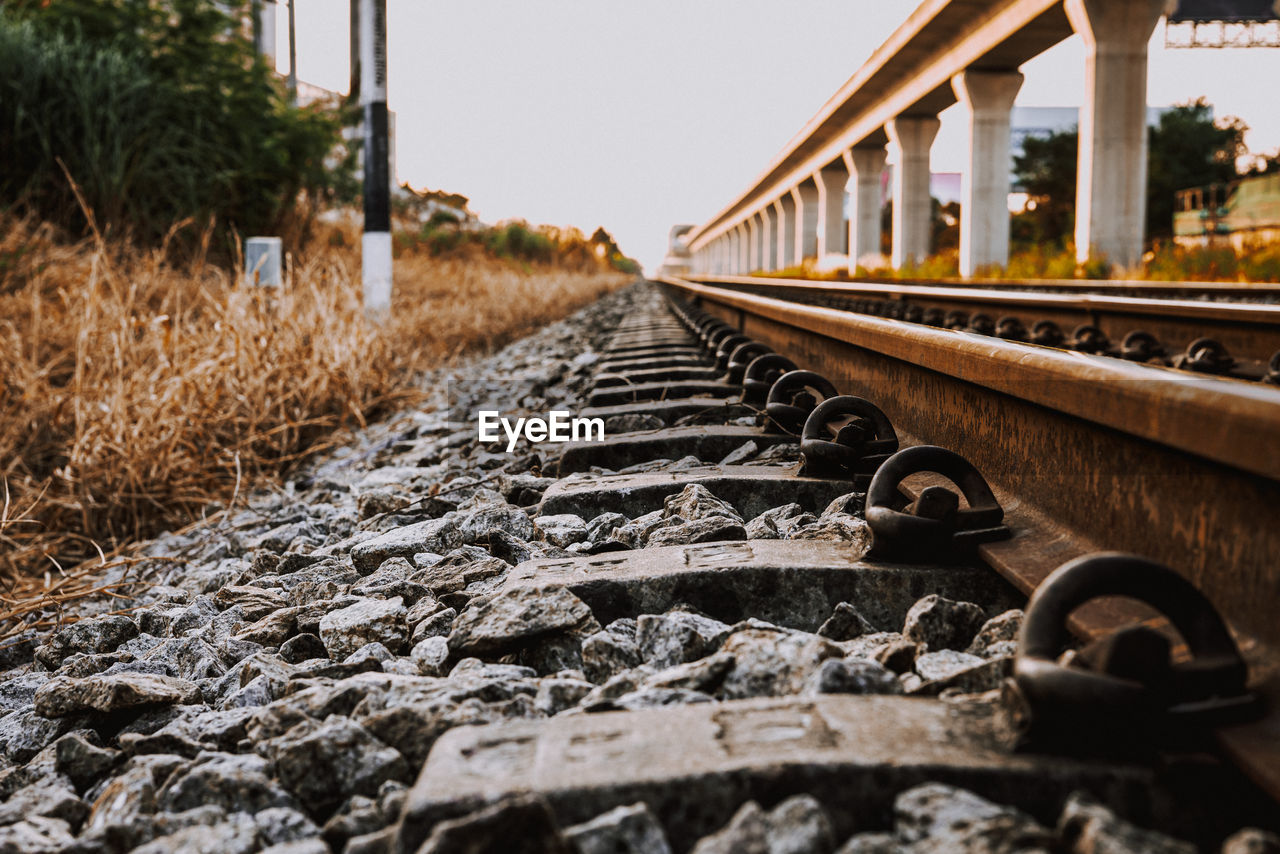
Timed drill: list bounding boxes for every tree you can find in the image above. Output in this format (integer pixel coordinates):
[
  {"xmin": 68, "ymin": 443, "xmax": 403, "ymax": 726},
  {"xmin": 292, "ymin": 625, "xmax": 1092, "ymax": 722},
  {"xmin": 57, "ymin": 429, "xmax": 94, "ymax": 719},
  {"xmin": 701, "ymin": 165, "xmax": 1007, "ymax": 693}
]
[
  {"xmin": 932, "ymin": 199, "xmax": 960, "ymax": 252},
  {"xmin": 1242, "ymin": 151, "xmax": 1280, "ymax": 175},
  {"xmin": 1146, "ymin": 99, "xmax": 1244, "ymax": 240},
  {"xmin": 1012, "ymin": 129, "xmax": 1078, "ymax": 245},
  {"xmin": 0, "ymin": 0, "xmax": 351, "ymax": 250},
  {"xmin": 1011, "ymin": 100, "xmax": 1248, "ymax": 246}
]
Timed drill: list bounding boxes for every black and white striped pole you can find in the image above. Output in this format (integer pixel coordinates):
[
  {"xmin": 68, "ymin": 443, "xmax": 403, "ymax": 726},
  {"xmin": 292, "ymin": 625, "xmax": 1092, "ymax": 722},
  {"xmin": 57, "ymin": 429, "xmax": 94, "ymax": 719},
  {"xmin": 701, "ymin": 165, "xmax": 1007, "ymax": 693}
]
[{"xmin": 360, "ymin": 0, "xmax": 392, "ymax": 313}]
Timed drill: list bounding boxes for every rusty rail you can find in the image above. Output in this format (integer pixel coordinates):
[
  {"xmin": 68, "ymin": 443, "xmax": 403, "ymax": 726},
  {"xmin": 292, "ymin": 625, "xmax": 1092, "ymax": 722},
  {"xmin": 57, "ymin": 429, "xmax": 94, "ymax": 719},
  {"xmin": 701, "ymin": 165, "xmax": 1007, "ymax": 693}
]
[
  {"xmin": 740, "ymin": 272, "xmax": 1280, "ymax": 297},
  {"xmin": 660, "ymin": 274, "xmax": 1280, "ymax": 799},
  {"xmin": 685, "ymin": 273, "xmax": 1280, "ymax": 372}
]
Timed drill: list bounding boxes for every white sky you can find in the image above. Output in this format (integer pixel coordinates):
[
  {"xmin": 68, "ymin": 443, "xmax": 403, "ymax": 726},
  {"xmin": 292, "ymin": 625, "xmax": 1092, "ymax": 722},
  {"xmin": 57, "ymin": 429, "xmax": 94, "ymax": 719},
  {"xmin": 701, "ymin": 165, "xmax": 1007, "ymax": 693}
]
[{"xmin": 277, "ymin": 2, "xmax": 1280, "ymax": 272}]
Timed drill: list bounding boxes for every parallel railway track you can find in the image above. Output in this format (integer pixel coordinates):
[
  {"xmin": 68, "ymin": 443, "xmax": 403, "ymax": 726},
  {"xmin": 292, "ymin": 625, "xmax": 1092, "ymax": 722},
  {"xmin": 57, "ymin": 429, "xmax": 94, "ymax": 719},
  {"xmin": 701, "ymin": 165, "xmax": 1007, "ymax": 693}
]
[{"xmin": 686, "ymin": 273, "xmax": 1280, "ymax": 381}]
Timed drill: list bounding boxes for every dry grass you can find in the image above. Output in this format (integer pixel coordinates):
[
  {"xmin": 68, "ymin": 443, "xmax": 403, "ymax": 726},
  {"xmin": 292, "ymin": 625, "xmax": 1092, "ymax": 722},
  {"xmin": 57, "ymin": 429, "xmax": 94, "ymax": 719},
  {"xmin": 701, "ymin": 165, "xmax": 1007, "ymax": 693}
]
[{"xmin": 0, "ymin": 216, "xmax": 630, "ymax": 628}]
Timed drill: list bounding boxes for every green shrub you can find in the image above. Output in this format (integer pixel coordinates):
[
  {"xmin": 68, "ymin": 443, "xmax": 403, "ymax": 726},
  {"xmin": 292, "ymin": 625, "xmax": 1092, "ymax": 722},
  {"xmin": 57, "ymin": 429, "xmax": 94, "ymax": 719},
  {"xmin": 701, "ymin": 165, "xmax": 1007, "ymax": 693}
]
[
  {"xmin": 425, "ymin": 209, "xmax": 460, "ymax": 229},
  {"xmin": 1239, "ymin": 243, "xmax": 1280, "ymax": 282},
  {"xmin": 398, "ymin": 217, "xmax": 641, "ymax": 275},
  {"xmin": 485, "ymin": 222, "xmax": 555, "ymax": 264},
  {"xmin": 1078, "ymin": 253, "xmax": 1111, "ymax": 279},
  {"xmin": 1005, "ymin": 244, "xmax": 1073, "ymax": 279},
  {"xmin": 0, "ymin": 3, "xmax": 350, "ymax": 250},
  {"xmin": 875, "ymin": 250, "xmax": 958, "ymax": 279},
  {"xmin": 427, "ymin": 228, "xmax": 464, "ymax": 256},
  {"xmin": 1142, "ymin": 241, "xmax": 1280, "ymax": 282},
  {"xmin": 609, "ymin": 252, "xmax": 642, "ymax": 275}
]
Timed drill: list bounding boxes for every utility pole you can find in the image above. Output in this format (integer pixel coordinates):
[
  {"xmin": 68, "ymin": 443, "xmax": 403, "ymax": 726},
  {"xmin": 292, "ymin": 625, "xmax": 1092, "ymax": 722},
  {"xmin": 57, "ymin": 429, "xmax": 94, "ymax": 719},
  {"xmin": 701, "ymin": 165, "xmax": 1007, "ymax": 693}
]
[
  {"xmin": 349, "ymin": 0, "xmax": 360, "ymax": 100},
  {"xmin": 360, "ymin": 0, "xmax": 392, "ymax": 313}
]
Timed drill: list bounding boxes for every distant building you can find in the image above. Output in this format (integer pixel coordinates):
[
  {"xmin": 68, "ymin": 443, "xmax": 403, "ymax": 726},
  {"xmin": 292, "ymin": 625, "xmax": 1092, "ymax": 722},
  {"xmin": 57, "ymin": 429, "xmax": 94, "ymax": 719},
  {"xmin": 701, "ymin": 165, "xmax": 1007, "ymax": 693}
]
[{"xmin": 1174, "ymin": 172, "xmax": 1280, "ymax": 248}]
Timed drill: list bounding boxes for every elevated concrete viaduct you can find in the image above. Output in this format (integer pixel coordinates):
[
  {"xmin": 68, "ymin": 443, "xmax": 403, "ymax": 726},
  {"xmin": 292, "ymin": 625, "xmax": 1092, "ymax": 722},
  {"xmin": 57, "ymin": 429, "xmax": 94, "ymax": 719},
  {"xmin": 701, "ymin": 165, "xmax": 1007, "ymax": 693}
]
[{"xmin": 681, "ymin": 0, "xmax": 1168, "ymax": 276}]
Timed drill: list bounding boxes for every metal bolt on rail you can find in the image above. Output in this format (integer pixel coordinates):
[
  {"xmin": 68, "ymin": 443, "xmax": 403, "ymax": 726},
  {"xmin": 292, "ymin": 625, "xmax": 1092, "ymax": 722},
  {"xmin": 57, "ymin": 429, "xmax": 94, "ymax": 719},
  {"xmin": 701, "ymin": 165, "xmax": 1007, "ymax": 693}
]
[
  {"xmin": 1266, "ymin": 351, "xmax": 1280, "ymax": 385},
  {"xmin": 967, "ymin": 313, "xmax": 996, "ymax": 336},
  {"xmin": 864, "ymin": 445, "xmax": 1010, "ymax": 562},
  {"xmin": 996, "ymin": 316, "xmax": 1029, "ymax": 342},
  {"xmin": 713, "ymin": 334, "xmax": 752, "ymax": 370},
  {"xmin": 1006, "ymin": 552, "xmax": 1260, "ymax": 752},
  {"xmin": 764, "ymin": 370, "xmax": 840, "ymax": 435},
  {"xmin": 705, "ymin": 325, "xmax": 736, "ymax": 351},
  {"xmin": 1069, "ymin": 324, "xmax": 1111, "ymax": 355},
  {"xmin": 1178, "ymin": 337, "xmax": 1235, "ymax": 375},
  {"xmin": 1031, "ymin": 320, "xmax": 1065, "ymax": 348},
  {"xmin": 799, "ymin": 395, "xmax": 900, "ymax": 481},
  {"xmin": 741, "ymin": 354, "xmax": 798, "ymax": 408},
  {"xmin": 1120, "ymin": 330, "xmax": 1169, "ymax": 364},
  {"xmin": 695, "ymin": 322, "xmax": 723, "ymax": 345},
  {"xmin": 724, "ymin": 342, "xmax": 773, "ymax": 385}
]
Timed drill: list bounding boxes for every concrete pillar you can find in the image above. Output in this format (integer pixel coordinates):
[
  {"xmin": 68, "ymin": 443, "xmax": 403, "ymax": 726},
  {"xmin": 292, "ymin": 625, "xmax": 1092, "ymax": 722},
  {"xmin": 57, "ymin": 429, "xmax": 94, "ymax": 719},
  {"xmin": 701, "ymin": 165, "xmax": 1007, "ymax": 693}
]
[
  {"xmin": 747, "ymin": 216, "xmax": 761, "ymax": 271},
  {"xmin": 1065, "ymin": 0, "xmax": 1165, "ymax": 269},
  {"xmin": 951, "ymin": 70, "xmax": 1024, "ymax": 277},
  {"xmin": 792, "ymin": 183, "xmax": 819, "ymax": 263},
  {"xmin": 843, "ymin": 146, "xmax": 888, "ymax": 272},
  {"xmin": 774, "ymin": 196, "xmax": 797, "ymax": 270},
  {"xmin": 886, "ymin": 116, "xmax": 941, "ymax": 269},
  {"xmin": 760, "ymin": 208, "xmax": 777, "ymax": 271},
  {"xmin": 814, "ymin": 166, "xmax": 848, "ymax": 260},
  {"xmin": 737, "ymin": 224, "xmax": 749, "ymax": 273}
]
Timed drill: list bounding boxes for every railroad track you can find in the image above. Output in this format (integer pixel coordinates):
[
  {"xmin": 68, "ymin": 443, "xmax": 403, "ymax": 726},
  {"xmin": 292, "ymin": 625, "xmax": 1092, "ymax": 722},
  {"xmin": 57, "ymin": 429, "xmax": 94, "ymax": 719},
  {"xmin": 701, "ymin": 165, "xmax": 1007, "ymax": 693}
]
[
  {"xmin": 383, "ymin": 281, "xmax": 1280, "ymax": 851},
  {"xmin": 684, "ymin": 273, "xmax": 1280, "ymax": 383},
  {"xmin": 6, "ymin": 280, "xmax": 1276, "ymax": 851}
]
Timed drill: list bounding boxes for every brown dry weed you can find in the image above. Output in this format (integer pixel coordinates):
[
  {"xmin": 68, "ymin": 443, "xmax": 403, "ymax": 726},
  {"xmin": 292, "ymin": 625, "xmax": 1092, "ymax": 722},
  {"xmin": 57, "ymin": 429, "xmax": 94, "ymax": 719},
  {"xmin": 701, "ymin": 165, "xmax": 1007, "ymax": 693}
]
[{"xmin": 0, "ymin": 217, "xmax": 630, "ymax": 633}]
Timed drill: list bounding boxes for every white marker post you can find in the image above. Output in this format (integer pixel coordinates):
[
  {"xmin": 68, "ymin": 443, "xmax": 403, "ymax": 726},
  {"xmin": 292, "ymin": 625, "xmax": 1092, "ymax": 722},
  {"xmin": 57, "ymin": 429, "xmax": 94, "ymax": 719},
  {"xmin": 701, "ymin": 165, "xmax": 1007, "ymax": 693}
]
[
  {"xmin": 360, "ymin": 0, "xmax": 392, "ymax": 313},
  {"xmin": 244, "ymin": 236, "xmax": 283, "ymax": 287}
]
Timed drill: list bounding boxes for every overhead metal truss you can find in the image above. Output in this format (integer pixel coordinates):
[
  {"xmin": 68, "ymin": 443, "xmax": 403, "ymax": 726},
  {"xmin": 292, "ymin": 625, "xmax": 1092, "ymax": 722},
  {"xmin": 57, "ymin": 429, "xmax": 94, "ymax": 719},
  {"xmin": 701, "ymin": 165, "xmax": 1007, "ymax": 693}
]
[{"xmin": 1165, "ymin": 18, "xmax": 1280, "ymax": 47}]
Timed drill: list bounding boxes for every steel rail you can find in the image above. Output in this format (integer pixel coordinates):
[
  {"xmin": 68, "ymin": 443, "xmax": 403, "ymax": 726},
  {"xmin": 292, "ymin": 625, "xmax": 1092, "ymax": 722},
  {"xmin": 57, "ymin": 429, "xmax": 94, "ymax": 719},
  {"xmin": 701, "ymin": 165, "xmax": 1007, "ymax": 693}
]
[
  {"xmin": 660, "ymin": 274, "xmax": 1280, "ymax": 797},
  {"xmin": 760, "ymin": 274, "xmax": 1280, "ymax": 298},
  {"xmin": 693, "ymin": 272, "xmax": 1280, "ymax": 299},
  {"xmin": 684, "ymin": 273, "xmax": 1280, "ymax": 370}
]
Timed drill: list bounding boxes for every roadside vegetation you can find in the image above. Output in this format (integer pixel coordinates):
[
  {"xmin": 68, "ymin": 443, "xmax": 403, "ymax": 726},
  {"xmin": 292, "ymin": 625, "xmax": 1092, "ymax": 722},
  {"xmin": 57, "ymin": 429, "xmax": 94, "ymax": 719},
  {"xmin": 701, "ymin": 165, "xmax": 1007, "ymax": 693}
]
[
  {"xmin": 768, "ymin": 241, "xmax": 1280, "ymax": 284},
  {"xmin": 398, "ymin": 204, "xmax": 641, "ymax": 276},
  {"xmin": 0, "ymin": 2, "xmax": 353, "ymax": 254},
  {"xmin": 0, "ymin": 217, "xmax": 631, "ymax": 614},
  {"xmin": 0, "ymin": 1, "xmax": 638, "ymax": 617}
]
